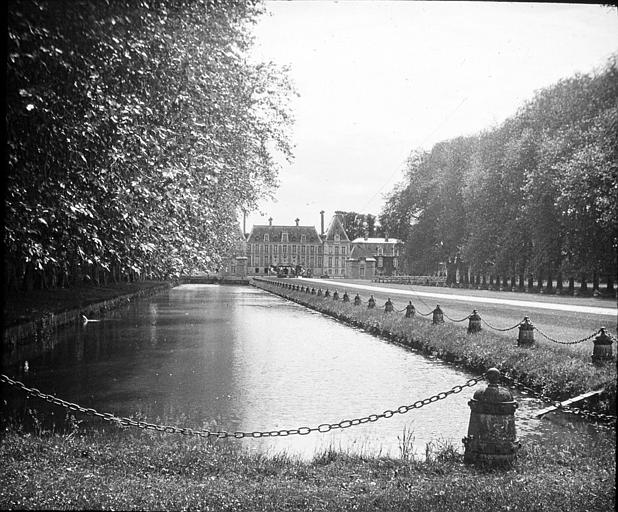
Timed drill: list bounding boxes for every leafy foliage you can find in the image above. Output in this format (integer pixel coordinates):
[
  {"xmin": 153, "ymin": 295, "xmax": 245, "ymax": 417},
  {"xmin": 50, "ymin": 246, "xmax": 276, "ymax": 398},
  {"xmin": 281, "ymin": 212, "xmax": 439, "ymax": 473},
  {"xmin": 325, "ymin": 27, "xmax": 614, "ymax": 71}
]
[
  {"xmin": 381, "ymin": 57, "xmax": 618, "ymax": 282},
  {"xmin": 5, "ymin": 0, "xmax": 294, "ymax": 290}
]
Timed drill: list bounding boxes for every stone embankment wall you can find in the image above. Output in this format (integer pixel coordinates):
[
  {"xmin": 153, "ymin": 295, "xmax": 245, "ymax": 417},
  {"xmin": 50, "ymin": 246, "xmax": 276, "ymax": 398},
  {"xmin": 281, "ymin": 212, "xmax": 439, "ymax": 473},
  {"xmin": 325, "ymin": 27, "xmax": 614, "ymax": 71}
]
[{"xmin": 3, "ymin": 282, "xmax": 174, "ymax": 348}]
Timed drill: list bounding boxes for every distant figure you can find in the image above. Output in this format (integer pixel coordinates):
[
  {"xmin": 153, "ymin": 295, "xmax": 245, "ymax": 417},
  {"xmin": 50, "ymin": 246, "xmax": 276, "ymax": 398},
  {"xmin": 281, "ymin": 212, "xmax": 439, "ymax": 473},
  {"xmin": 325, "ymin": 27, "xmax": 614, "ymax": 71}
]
[
  {"xmin": 343, "ymin": 292, "xmax": 350, "ymax": 303},
  {"xmin": 354, "ymin": 294, "xmax": 361, "ymax": 306}
]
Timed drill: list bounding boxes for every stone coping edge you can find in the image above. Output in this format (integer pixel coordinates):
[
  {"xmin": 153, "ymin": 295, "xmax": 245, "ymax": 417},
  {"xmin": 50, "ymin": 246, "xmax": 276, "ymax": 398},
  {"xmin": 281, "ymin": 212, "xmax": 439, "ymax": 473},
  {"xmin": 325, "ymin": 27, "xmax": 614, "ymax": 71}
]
[{"xmin": 3, "ymin": 282, "xmax": 174, "ymax": 347}]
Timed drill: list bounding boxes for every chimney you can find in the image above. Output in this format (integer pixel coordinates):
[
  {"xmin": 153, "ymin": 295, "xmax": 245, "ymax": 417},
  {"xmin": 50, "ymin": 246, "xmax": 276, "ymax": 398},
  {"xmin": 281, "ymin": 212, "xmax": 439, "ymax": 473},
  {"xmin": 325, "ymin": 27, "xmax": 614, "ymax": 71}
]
[
  {"xmin": 268, "ymin": 217, "xmax": 272, "ymax": 226},
  {"xmin": 320, "ymin": 210, "xmax": 325, "ymax": 236},
  {"xmin": 295, "ymin": 218, "xmax": 299, "ymax": 227}
]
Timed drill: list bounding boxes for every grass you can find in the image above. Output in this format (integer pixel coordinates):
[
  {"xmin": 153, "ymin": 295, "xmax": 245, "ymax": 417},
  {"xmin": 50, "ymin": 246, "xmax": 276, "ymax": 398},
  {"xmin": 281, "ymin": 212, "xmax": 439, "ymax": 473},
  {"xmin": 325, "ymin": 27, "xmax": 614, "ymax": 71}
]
[
  {"xmin": 0, "ymin": 422, "xmax": 614, "ymax": 511},
  {"xmin": 1, "ymin": 279, "xmax": 615, "ymax": 510},
  {"xmin": 254, "ymin": 279, "xmax": 617, "ymax": 413}
]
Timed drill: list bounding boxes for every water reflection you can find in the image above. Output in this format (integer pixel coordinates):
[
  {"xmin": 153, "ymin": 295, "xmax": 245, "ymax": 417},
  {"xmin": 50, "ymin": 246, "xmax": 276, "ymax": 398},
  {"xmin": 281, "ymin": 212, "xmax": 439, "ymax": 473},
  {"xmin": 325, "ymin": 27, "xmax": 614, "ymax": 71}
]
[{"xmin": 2, "ymin": 284, "xmax": 613, "ymax": 460}]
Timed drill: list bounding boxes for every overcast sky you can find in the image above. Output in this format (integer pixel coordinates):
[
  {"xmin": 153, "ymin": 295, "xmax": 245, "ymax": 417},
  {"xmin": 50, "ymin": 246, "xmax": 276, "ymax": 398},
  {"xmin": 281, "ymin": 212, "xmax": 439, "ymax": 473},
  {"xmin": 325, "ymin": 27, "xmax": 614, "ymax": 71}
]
[{"xmin": 245, "ymin": 1, "xmax": 618, "ymax": 232}]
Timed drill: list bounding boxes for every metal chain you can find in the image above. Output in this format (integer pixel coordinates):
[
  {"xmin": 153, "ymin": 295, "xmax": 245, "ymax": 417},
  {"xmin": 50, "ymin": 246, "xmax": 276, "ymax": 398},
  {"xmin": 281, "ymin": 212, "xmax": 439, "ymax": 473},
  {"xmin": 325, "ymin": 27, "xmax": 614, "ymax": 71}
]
[
  {"xmin": 481, "ymin": 318, "xmax": 522, "ymax": 332},
  {"xmin": 443, "ymin": 312, "xmax": 471, "ymax": 323},
  {"xmin": 534, "ymin": 326, "xmax": 600, "ymax": 345},
  {"xmin": 416, "ymin": 309, "xmax": 434, "ymax": 317},
  {"xmin": 255, "ymin": 281, "xmax": 616, "ymax": 424},
  {"xmin": 0, "ymin": 373, "xmax": 484, "ymax": 438}
]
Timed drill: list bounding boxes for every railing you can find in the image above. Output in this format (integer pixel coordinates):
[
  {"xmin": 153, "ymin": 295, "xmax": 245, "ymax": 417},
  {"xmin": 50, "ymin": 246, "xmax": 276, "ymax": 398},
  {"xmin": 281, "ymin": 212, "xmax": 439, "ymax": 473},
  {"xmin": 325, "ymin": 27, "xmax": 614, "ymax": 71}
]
[{"xmin": 373, "ymin": 275, "xmax": 447, "ymax": 286}]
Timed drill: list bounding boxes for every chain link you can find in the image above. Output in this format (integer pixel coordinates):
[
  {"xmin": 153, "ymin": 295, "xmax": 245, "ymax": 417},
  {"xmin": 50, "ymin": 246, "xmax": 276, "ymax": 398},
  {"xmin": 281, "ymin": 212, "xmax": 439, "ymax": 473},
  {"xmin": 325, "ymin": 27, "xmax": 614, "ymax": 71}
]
[
  {"xmin": 443, "ymin": 312, "xmax": 472, "ymax": 323},
  {"xmin": 481, "ymin": 318, "xmax": 522, "ymax": 332},
  {"xmin": 534, "ymin": 326, "xmax": 600, "ymax": 345},
  {"xmin": 1, "ymin": 373, "xmax": 484, "ymax": 438},
  {"xmin": 416, "ymin": 309, "xmax": 434, "ymax": 317}
]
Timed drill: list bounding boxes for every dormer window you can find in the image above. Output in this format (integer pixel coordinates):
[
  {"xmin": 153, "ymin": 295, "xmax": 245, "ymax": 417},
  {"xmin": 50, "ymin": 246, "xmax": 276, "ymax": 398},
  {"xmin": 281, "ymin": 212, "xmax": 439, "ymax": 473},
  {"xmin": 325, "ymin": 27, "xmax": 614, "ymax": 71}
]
[
  {"xmin": 282, "ymin": 232, "xmax": 289, "ymax": 243},
  {"xmin": 334, "ymin": 234, "xmax": 340, "ymax": 243},
  {"xmin": 264, "ymin": 234, "xmax": 269, "ymax": 242},
  {"xmin": 300, "ymin": 234, "xmax": 307, "ymax": 244}
]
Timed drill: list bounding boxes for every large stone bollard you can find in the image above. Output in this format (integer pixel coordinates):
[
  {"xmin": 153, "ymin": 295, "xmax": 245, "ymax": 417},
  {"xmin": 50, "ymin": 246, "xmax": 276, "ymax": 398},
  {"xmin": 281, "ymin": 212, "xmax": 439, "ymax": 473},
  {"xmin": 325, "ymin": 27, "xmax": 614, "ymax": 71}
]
[
  {"xmin": 463, "ymin": 368, "xmax": 519, "ymax": 467},
  {"xmin": 354, "ymin": 294, "xmax": 361, "ymax": 306},
  {"xmin": 592, "ymin": 328, "xmax": 613, "ymax": 364},
  {"xmin": 333, "ymin": 290, "xmax": 339, "ymax": 301},
  {"xmin": 368, "ymin": 295, "xmax": 376, "ymax": 309},
  {"xmin": 311, "ymin": 287, "xmax": 316, "ymax": 295},
  {"xmin": 517, "ymin": 317, "xmax": 534, "ymax": 347},
  {"xmin": 343, "ymin": 292, "xmax": 350, "ymax": 303},
  {"xmin": 405, "ymin": 301, "xmax": 416, "ymax": 318},
  {"xmin": 317, "ymin": 288, "xmax": 323, "ymax": 297},
  {"xmin": 468, "ymin": 310, "xmax": 482, "ymax": 333},
  {"xmin": 324, "ymin": 289, "xmax": 330, "ymax": 298},
  {"xmin": 432, "ymin": 305, "xmax": 444, "ymax": 324},
  {"xmin": 384, "ymin": 298, "xmax": 394, "ymax": 313}
]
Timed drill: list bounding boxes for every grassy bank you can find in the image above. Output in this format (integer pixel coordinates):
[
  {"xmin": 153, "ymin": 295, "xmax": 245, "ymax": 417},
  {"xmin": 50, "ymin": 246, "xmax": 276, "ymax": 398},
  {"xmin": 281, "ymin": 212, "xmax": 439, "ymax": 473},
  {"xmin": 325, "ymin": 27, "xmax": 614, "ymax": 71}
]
[
  {"xmin": 0, "ymin": 425, "xmax": 614, "ymax": 511},
  {"xmin": 253, "ymin": 279, "xmax": 617, "ymax": 413}
]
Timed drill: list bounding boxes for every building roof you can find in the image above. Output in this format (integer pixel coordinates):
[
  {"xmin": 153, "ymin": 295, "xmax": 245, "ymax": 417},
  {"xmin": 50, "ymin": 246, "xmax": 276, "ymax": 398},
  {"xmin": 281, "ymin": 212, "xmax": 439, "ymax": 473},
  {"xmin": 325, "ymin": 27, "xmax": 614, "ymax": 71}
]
[
  {"xmin": 324, "ymin": 213, "xmax": 350, "ymax": 242},
  {"xmin": 246, "ymin": 225, "xmax": 322, "ymax": 244},
  {"xmin": 349, "ymin": 245, "xmax": 377, "ymax": 261},
  {"xmin": 351, "ymin": 237, "xmax": 402, "ymax": 244}
]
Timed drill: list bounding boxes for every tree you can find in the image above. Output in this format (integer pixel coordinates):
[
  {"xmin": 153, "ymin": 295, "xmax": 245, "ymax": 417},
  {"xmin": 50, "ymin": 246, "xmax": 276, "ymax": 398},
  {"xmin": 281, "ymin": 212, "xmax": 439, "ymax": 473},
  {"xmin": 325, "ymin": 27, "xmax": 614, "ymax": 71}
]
[{"xmin": 5, "ymin": 0, "xmax": 294, "ymax": 290}]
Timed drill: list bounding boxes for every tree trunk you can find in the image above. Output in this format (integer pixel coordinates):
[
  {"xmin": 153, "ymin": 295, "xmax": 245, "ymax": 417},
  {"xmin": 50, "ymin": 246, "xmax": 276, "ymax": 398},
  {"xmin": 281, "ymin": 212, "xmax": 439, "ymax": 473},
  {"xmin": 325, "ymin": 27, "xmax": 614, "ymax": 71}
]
[
  {"xmin": 580, "ymin": 273, "xmax": 587, "ymax": 294},
  {"xmin": 556, "ymin": 273, "xmax": 563, "ymax": 294}
]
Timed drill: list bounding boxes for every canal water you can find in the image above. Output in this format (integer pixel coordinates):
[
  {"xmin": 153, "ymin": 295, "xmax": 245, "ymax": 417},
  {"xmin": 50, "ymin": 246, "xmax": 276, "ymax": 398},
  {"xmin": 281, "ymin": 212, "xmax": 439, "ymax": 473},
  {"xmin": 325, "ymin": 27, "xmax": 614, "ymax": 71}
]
[{"xmin": 3, "ymin": 284, "xmax": 613, "ymax": 460}]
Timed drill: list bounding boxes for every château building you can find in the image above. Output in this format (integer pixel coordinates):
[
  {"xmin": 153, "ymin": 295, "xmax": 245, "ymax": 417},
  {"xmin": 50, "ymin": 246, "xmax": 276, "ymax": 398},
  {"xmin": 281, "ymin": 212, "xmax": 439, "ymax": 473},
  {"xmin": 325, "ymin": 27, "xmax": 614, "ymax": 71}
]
[{"xmin": 221, "ymin": 211, "xmax": 401, "ymax": 279}]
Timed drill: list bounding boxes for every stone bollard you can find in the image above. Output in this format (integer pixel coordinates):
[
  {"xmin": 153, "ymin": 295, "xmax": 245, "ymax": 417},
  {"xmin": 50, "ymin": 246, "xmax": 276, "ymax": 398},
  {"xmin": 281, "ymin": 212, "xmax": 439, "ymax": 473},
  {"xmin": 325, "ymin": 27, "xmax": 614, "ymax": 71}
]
[
  {"xmin": 405, "ymin": 301, "xmax": 415, "ymax": 318},
  {"xmin": 333, "ymin": 290, "xmax": 339, "ymax": 301},
  {"xmin": 343, "ymin": 292, "xmax": 350, "ymax": 302},
  {"xmin": 324, "ymin": 289, "xmax": 330, "ymax": 298},
  {"xmin": 592, "ymin": 328, "xmax": 613, "ymax": 364},
  {"xmin": 311, "ymin": 287, "xmax": 316, "ymax": 295},
  {"xmin": 517, "ymin": 317, "xmax": 534, "ymax": 347},
  {"xmin": 468, "ymin": 310, "xmax": 482, "ymax": 333},
  {"xmin": 368, "ymin": 295, "xmax": 376, "ymax": 309},
  {"xmin": 432, "ymin": 305, "xmax": 444, "ymax": 324},
  {"xmin": 384, "ymin": 298, "xmax": 393, "ymax": 313},
  {"xmin": 463, "ymin": 368, "xmax": 519, "ymax": 467},
  {"xmin": 317, "ymin": 288, "xmax": 323, "ymax": 297},
  {"xmin": 354, "ymin": 294, "xmax": 361, "ymax": 306}
]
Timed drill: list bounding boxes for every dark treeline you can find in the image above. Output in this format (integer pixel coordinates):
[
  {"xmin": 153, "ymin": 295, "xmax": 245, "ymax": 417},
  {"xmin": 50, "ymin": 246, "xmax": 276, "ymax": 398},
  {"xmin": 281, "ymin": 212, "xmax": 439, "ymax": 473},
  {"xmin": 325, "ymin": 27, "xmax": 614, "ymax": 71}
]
[
  {"xmin": 380, "ymin": 57, "xmax": 617, "ymax": 292},
  {"xmin": 5, "ymin": 0, "xmax": 293, "ymax": 291}
]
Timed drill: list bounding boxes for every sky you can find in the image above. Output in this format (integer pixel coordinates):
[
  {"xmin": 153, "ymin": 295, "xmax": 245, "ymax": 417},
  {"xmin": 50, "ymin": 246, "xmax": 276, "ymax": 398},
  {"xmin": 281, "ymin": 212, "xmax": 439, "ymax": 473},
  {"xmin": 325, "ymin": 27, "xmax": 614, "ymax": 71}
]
[{"xmin": 245, "ymin": 1, "xmax": 618, "ymax": 232}]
